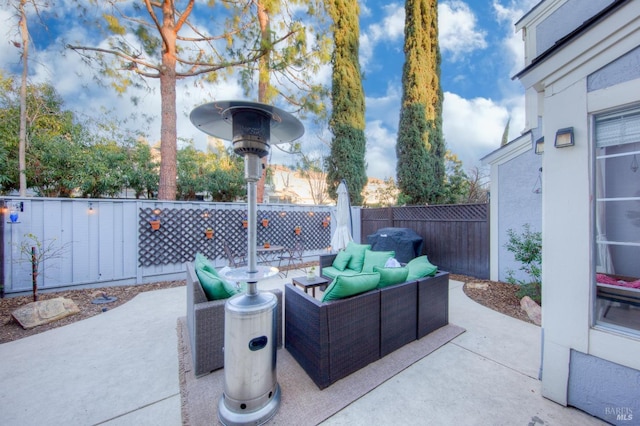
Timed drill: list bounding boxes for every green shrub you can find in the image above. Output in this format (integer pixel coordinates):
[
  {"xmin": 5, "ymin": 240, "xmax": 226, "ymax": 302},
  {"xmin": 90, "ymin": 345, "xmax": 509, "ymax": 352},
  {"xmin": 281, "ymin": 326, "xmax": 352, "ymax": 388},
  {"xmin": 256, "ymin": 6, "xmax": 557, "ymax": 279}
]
[
  {"xmin": 504, "ymin": 224, "xmax": 542, "ymax": 300},
  {"xmin": 516, "ymin": 282, "xmax": 541, "ymax": 305}
]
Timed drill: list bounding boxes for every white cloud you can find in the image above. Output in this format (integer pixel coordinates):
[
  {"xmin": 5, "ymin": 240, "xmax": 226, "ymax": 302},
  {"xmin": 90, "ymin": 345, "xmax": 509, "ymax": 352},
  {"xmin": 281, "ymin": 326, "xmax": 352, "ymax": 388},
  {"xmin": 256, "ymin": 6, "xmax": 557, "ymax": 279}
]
[
  {"xmin": 363, "ymin": 87, "xmax": 519, "ymax": 180},
  {"xmin": 492, "ymin": 0, "xmax": 539, "ymax": 77},
  {"xmin": 443, "ymin": 92, "xmax": 512, "ymax": 166},
  {"xmin": 360, "ymin": 3, "xmax": 404, "ymax": 67},
  {"xmin": 365, "ymin": 120, "xmax": 398, "ymax": 181},
  {"xmin": 362, "ymin": 1, "xmax": 488, "ymax": 68},
  {"xmin": 439, "ymin": 1, "xmax": 488, "ymax": 60}
]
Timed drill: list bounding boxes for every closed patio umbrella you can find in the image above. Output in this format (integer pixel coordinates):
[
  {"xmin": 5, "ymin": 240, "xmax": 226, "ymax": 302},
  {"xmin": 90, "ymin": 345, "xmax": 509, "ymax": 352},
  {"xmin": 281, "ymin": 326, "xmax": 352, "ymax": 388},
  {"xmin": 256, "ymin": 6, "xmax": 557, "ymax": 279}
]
[{"xmin": 331, "ymin": 180, "xmax": 353, "ymax": 251}]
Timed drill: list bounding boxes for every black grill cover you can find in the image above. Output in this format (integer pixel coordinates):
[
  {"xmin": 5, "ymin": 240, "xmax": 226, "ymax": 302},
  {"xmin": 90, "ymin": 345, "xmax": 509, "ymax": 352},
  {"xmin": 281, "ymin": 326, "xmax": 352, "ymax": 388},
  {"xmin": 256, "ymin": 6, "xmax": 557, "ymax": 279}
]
[{"xmin": 366, "ymin": 228, "xmax": 424, "ymax": 264}]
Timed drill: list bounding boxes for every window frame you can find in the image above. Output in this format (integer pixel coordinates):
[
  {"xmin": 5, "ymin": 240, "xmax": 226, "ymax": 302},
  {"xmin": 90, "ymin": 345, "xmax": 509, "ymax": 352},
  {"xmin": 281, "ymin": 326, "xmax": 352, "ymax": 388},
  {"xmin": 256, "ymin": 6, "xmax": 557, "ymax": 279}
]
[{"xmin": 591, "ymin": 105, "xmax": 640, "ymax": 337}]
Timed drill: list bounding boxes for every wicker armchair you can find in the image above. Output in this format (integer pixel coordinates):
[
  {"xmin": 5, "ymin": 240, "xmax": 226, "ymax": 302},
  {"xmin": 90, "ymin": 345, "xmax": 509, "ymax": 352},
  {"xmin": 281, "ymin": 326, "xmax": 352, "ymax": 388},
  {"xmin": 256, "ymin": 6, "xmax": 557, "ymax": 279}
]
[{"xmin": 186, "ymin": 263, "xmax": 282, "ymax": 377}]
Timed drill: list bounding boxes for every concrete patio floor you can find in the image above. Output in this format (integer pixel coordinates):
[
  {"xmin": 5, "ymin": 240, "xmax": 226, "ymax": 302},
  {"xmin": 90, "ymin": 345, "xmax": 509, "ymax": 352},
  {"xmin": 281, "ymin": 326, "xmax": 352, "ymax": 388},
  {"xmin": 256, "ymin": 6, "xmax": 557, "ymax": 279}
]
[{"xmin": 0, "ymin": 271, "xmax": 606, "ymax": 425}]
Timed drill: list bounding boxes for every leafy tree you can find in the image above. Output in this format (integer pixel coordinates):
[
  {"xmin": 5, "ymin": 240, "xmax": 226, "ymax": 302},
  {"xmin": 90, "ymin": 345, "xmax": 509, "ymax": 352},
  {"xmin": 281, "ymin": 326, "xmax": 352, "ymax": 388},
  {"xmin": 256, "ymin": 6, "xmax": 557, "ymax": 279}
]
[
  {"xmin": 176, "ymin": 143, "xmax": 206, "ymax": 201},
  {"xmin": 204, "ymin": 142, "xmax": 245, "ymax": 202},
  {"xmin": 440, "ymin": 151, "xmax": 469, "ymax": 204},
  {"xmin": 176, "ymin": 141, "xmax": 245, "ymax": 201},
  {"xmin": 78, "ymin": 140, "xmax": 130, "ymax": 198},
  {"xmin": 28, "ymin": 129, "xmax": 84, "ymax": 197},
  {"xmin": 68, "ymin": 0, "xmax": 325, "ymax": 201},
  {"xmin": 325, "ymin": 0, "xmax": 367, "ymax": 206},
  {"xmin": 396, "ymin": 0, "xmax": 444, "ymax": 205},
  {"xmin": 250, "ymin": 0, "xmax": 331, "ymax": 203},
  {"xmin": 0, "ymin": 73, "xmax": 86, "ymax": 195},
  {"xmin": 126, "ymin": 140, "xmax": 159, "ymax": 199}
]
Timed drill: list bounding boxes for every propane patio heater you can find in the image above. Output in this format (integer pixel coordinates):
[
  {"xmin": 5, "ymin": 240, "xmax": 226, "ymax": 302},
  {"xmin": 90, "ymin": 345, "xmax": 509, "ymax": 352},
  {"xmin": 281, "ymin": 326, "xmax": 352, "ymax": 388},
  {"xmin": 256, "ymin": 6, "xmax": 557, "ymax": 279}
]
[{"xmin": 190, "ymin": 101, "xmax": 304, "ymax": 425}]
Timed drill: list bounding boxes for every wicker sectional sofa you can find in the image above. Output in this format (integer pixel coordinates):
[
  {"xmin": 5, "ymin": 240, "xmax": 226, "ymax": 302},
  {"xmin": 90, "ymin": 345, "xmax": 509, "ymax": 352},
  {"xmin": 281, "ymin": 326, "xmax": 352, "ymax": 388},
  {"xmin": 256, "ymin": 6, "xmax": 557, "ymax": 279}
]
[
  {"xmin": 186, "ymin": 263, "xmax": 282, "ymax": 377},
  {"xmin": 285, "ymin": 253, "xmax": 449, "ymax": 389}
]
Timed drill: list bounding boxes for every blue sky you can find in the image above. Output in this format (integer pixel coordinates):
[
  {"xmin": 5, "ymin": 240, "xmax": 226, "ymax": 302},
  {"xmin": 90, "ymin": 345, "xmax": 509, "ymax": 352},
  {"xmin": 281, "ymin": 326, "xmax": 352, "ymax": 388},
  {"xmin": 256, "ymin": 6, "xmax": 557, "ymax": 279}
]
[{"xmin": 0, "ymin": 0, "xmax": 539, "ymax": 181}]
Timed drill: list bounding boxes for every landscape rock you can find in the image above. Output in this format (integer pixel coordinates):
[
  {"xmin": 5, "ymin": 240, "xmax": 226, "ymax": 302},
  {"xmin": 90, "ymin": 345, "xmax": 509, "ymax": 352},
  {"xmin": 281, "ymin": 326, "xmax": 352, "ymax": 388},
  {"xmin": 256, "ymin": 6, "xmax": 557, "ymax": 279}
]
[
  {"xmin": 467, "ymin": 282, "xmax": 489, "ymax": 290},
  {"xmin": 11, "ymin": 298, "xmax": 80, "ymax": 330},
  {"xmin": 520, "ymin": 296, "xmax": 542, "ymax": 325}
]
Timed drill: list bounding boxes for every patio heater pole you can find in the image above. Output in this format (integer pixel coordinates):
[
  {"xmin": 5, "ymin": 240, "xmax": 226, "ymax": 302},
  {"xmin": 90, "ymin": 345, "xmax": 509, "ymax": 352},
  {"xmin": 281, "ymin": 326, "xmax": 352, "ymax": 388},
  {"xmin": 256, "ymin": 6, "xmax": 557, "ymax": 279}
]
[
  {"xmin": 245, "ymin": 154, "xmax": 259, "ymax": 295},
  {"xmin": 190, "ymin": 101, "xmax": 303, "ymax": 426}
]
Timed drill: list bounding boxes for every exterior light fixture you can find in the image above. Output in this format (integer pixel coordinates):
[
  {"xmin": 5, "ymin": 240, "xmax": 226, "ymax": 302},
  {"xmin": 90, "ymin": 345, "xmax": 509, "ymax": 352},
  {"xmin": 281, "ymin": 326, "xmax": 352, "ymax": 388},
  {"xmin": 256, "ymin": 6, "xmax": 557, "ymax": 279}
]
[
  {"xmin": 534, "ymin": 137, "xmax": 544, "ymax": 155},
  {"xmin": 532, "ymin": 167, "xmax": 542, "ymax": 194},
  {"xmin": 554, "ymin": 127, "xmax": 574, "ymax": 148}
]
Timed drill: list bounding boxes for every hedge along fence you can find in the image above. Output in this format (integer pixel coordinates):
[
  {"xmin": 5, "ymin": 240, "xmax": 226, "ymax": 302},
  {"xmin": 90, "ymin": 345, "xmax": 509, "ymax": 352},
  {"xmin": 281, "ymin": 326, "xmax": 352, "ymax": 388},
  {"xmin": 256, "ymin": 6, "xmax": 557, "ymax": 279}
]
[
  {"xmin": 1, "ymin": 198, "xmax": 333, "ymax": 295},
  {"xmin": 360, "ymin": 204, "xmax": 489, "ymax": 279}
]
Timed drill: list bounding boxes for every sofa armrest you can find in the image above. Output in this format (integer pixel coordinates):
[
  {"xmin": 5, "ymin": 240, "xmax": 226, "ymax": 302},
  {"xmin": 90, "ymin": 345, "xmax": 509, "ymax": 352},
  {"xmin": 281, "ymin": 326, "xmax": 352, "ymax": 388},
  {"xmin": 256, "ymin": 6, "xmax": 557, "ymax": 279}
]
[
  {"xmin": 380, "ymin": 279, "xmax": 418, "ymax": 356},
  {"xmin": 319, "ymin": 254, "xmax": 338, "ymax": 280},
  {"xmin": 324, "ymin": 289, "xmax": 381, "ymax": 386},
  {"xmin": 285, "ymin": 284, "xmax": 331, "ymax": 388},
  {"xmin": 187, "ymin": 263, "xmax": 227, "ymax": 376},
  {"xmin": 186, "ymin": 263, "xmax": 282, "ymax": 377},
  {"xmin": 416, "ymin": 271, "xmax": 450, "ymax": 339}
]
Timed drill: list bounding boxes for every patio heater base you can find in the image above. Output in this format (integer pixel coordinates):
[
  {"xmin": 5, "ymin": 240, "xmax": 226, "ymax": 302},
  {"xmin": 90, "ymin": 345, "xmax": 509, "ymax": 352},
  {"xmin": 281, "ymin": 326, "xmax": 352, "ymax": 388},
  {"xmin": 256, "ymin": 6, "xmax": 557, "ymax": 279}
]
[
  {"xmin": 218, "ymin": 291, "xmax": 280, "ymax": 426},
  {"xmin": 218, "ymin": 383, "xmax": 281, "ymax": 426}
]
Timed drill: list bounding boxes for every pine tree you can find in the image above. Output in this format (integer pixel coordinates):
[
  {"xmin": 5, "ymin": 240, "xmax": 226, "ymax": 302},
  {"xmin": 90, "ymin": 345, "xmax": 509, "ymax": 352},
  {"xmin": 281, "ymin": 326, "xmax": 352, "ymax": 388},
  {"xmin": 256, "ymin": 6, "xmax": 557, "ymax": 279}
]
[
  {"xmin": 396, "ymin": 0, "xmax": 444, "ymax": 205},
  {"xmin": 325, "ymin": 0, "xmax": 367, "ymax": 206}
]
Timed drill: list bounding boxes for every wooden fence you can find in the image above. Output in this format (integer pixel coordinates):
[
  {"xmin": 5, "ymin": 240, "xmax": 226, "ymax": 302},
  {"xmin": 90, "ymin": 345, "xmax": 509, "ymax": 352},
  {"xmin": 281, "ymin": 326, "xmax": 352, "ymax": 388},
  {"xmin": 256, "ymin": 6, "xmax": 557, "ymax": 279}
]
[
  {"xmin": 360, "ymin": 204, "xmax": 489, "ymax": 279},
  {"xmin": 1, "ymin": 198, "xmax": 333, "ymax": 295}
]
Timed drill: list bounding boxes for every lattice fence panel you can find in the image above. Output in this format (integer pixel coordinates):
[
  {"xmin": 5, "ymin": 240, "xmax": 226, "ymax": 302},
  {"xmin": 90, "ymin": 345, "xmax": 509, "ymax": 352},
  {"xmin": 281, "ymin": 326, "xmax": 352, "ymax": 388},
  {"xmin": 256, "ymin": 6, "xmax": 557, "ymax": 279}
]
[
  {"xmin": 139, "ymin": 207, "xmax": 331, "ymax": 267},
  {"xmin": 138, "ymin": 207, "xmax": 219, "ymax": 266},
  {"xmin": 393, "ymin": 204, "xmax": 488, "ymax": 222}
]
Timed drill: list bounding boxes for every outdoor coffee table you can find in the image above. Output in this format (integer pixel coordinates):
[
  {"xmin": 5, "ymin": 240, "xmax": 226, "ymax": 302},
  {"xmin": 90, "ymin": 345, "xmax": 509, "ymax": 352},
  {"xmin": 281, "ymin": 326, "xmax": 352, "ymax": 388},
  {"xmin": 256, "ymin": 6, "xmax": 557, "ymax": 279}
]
[{"xmin": 292, "ymin": 276, "xmax": 329, "ymax": 298}]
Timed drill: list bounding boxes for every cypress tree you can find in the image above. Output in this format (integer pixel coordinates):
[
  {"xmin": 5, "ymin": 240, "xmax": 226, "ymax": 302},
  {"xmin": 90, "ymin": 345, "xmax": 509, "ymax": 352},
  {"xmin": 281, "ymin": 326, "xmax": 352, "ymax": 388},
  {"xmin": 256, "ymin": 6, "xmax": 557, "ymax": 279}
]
[
  {"xmin": 396, "ymin": 0, "xmax": 444, "ymax": 205},
  {"xmin": 326, "ymin": 0, "xmax": 367, "ymax": 206}
]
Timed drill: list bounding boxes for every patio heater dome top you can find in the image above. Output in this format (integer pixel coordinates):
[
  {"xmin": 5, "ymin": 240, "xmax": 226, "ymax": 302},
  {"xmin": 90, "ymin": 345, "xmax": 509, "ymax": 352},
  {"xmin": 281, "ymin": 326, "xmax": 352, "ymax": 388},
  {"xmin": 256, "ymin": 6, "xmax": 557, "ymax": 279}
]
[{"xmin": 189, "ymin": 100, "xmax": 304, "ymax": 158}]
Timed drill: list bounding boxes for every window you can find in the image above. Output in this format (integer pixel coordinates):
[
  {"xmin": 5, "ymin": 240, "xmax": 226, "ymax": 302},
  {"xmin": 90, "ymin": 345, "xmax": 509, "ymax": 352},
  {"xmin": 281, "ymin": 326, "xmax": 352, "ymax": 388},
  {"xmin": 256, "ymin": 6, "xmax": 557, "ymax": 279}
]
[{"xmin": 594, "ymin": 106, "xmax": 640, "ymax": 334}]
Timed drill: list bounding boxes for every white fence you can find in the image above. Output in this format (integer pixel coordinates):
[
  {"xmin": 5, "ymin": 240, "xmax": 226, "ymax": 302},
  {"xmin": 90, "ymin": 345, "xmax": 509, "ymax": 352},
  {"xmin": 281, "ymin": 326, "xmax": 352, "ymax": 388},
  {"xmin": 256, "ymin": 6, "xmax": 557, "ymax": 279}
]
[{"xmin": 1, "ymin": 198, "xmax": 348, "ymax": 295}]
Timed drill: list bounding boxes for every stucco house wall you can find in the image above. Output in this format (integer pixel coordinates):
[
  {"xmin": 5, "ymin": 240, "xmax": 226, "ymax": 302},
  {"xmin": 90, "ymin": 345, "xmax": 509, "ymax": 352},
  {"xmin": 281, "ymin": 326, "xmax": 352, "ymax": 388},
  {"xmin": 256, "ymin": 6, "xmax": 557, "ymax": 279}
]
[
  {"xmin": 509, "ymin": 1, "xmax": 640, "ymax": 424},
  {"xmin": 482, "ymin": 133, "xmax": 542, "ymax": 283}
]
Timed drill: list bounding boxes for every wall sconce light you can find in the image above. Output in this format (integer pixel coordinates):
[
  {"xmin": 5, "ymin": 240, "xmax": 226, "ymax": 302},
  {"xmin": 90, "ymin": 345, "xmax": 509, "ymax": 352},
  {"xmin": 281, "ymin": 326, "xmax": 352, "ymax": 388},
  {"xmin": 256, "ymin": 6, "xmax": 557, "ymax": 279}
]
[
  {"xmin": 88, "ymin": 202, "xmax": 94, "ymax": 214},
  {"xmin": 152, "ymin": 203, "xmax": 162, "ymax": 216},
  {"xmin": 534, "ymin": 137, "xmax": 544, "ymax": 155},
  {"xmin": 554, "ymin": 127, "xmax": 574, "ymax": 148},
  {"xmin": 307, "ymin": 211, "xmax": 315, "ymax": 217},
  {"xmin": 279, "ymin": 211, "xmax": 287, "ymax": 218},
  {"xmin": 8, "ymin": 201, "xmax": 21, "ymax": 223},
  {"xmin": 202, "ymin": 210, "xmax": 210, "ymax": 219}
]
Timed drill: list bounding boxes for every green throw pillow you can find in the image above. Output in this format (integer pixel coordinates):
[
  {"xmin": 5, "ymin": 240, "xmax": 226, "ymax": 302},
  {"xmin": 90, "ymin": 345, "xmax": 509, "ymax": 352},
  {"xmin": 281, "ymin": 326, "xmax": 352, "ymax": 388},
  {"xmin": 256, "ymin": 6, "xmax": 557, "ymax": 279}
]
[
  {"xmin": 344, "ymin": 241, "xmax": 371, "ymax": 272},
  {"xmin": 362, "ymin": 250, "xmax": 395, "ymax": 273},
  {"xmin": 406, "ymin": 255, "xmax": 438, "ymax": 280},
  {"xmin": 322, "ymin": 273, "xmax": 380, "ymax": 302},
  {"xmin": 195, "ymin": 268, "xmax": 239, "ymax": 301},
  {"xmin": 332, "ymin": 250, "xmax": 352, "ymax": 271},
  {"xmin": 374, "ymin": 266, "xmax": 409, "ymax": 288},
  {"xmin": 194, "ymin": 253, "xmax": 218, "ymax": 276}
]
